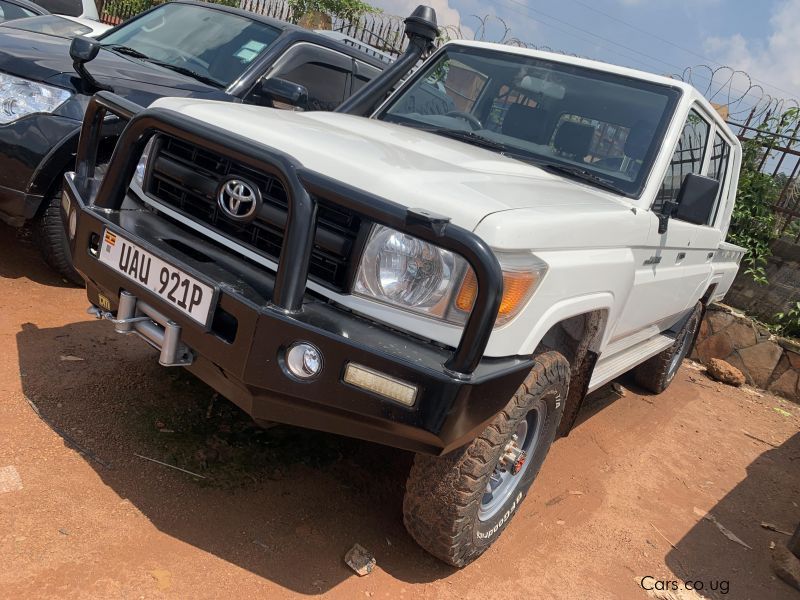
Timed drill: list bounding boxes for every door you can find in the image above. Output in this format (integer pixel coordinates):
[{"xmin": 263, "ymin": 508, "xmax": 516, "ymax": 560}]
[{"xmin": 613, "ymin": 107, "xmax": 721, "ymax": 341}]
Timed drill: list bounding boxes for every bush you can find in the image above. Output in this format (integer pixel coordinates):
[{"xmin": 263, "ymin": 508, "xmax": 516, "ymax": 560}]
[
  {"xmin": 774, "ymin": 302, "xmax": 800, "ymax": 338},
  {"xmin": 286, "ymin": 0, "xmax": 379, "ymax": 24},
  {"xmin": 103, "ymin": 0, "xmax": 239, "ymax": 21},
  {"xmin": 726, "ymin": 110, "xmax": 799, "ymax": 285}
]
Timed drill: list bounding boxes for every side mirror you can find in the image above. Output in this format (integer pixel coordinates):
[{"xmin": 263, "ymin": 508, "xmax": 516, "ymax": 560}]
[
  {"xmin": 674, "ymin": 173, "xmax": 720, "ymax": 225},
  {"xmin": 656, "ymin": 173, "xmax": 720, "ymax": 234},
  {"xmin": 258, "ymin": 78, "xmax": 308, "ymax": 110},
  {"xmin": 70, "ymin": 35, "xmax": 100, "ymax": 63},
  {"xmin": 69, "ymin": 36, "xmax": 111, "ymax": 92}
]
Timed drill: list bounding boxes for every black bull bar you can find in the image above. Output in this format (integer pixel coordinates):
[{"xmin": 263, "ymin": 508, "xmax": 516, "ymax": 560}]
[{"xmin": 73, "ymin": 92, "xmax": 505, "ymax": 378}]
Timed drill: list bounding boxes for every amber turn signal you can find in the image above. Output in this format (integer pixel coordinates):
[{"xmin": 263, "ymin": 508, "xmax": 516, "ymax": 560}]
[{"xmin": 455, "ymin": 268, "xmax": 540, "ymax": 324}]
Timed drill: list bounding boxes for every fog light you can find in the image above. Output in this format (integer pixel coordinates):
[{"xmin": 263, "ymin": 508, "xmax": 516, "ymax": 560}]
[
  {"xmin": 343, "ymin": 363, "xmax": 418, "ymax": 406},
  {"xmin": 68, "ymin": 208, "xmax": 77, "ymax": 240},
  {"xmin": 285, "ymin": 342, "xmax": 323, "ymax": 379}
]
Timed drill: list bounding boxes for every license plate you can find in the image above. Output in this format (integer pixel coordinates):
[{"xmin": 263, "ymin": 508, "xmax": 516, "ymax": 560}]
[{"xmin": 99, "ymin": 230, "xmax": 215, "ymax": 326}]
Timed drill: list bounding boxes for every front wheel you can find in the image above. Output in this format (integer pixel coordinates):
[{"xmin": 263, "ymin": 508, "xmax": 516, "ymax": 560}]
[
  {"xmin": 402, "ymin": 351, "xmax": 569, "ymax": 567},
  {"xmin": 34, "ymin": 191, "xmax": 83, "ymax": 286}
]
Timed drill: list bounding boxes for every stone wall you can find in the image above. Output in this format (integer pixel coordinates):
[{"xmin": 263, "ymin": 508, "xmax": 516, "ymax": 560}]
[
  {"xmin": 692, "ymin": 303, "xmax": 800, "ymax": 402},
  {"xmin": 725, "ymin": 238, "xmax": 800, "ymax": 323}
]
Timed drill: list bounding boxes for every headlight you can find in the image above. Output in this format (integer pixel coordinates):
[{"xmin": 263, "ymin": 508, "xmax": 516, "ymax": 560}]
[
  {"xmin": 354, "ymin": 225, "xmax": 462, "ymax": 319},
  {"xmin": 132, "ymin": 138, "xmax": 155, "ymax": 189},
  {"xmin": 353, "ymin": 225, "xmax": 548, "ymax": 326},
  {"xmin": 0, "ymin": 73, "xmax": 71, "ymax": 124}
]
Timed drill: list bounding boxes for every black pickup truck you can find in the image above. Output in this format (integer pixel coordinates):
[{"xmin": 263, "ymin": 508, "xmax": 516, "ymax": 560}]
[{"xmin": 0, "ymin": 0, "xmax": 387, "ymax": 282}]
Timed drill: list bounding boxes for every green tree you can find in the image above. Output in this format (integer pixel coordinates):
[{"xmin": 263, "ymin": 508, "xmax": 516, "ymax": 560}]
[{"xmin": 287, "ymin": 0, "xmax": 379, "ymax": 24}]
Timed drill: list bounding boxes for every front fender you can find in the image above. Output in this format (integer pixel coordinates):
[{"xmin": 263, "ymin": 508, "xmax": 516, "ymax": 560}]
[{"xmin": 520, "ymin": 293, "xmax": 613, "ymax": 355}]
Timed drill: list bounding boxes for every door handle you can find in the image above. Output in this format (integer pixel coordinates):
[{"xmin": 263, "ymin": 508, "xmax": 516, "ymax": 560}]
[{"xmin": 676, "ymin": 252, "xmax": 686, "ymax": 261}]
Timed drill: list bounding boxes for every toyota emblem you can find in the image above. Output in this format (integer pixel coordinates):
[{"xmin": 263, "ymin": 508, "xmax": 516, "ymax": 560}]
[{"xmin": 217, "ymin": 178, "xmax": 261, "ymax": 221}]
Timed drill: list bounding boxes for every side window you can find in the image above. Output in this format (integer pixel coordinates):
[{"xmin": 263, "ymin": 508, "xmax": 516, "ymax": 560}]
[
  {"xmin": 654, "ymin": 109, "xmax": 710, "ymax": 213},
  {"xmin": 277, "ymin": 61, "xmax": 349, "ymax": 111},
  {"xmin": 351, "ymin": 61, "xmax": 381, "ymax": 94},
  {"xmin": 707, "ymin": 132, "xmax": 731, "ymax": 224},
  {"xmin": 267, "ymin": 44, "xmax": 353, "ymax": 111}
]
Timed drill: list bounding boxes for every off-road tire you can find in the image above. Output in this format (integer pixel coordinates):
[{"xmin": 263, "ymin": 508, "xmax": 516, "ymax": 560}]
[
  {"xmin": 633, "ymin": 302, "xmax": 702, "ymax": 394},
  {"xmin": 34, "ymin": 191, "xmax": 82, "ymax": 286},
  {"xmin": 403, "ymin": 351, "xmax": 569, "ymax": 567}
]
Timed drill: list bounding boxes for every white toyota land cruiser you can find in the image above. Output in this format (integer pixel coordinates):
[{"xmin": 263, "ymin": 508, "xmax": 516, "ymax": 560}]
[{"xmin": 62, "ymin": 6, "xmax": 744, "ymax": 566}]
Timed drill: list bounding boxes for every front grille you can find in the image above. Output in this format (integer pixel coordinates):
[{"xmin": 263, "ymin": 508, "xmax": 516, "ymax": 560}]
[{"xmin": 145, "ymin": 136, "xmax": 363, "ymax": 290}]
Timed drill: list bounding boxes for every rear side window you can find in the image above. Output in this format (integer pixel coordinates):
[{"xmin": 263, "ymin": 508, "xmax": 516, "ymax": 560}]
[
  {"xmin": 31, "ymin": 0, "xmax": 81, "ymax": 16},
  {"xmin": 707, "ymin": 132, "xmax": 732, "ymax": 224},
  {"xmin": 654, "ymin": 109, "xmax": 710, "ymax": 212},
  {"xmin": 350, "ymin": 61, "xmax": 381, "ymax": 93}
]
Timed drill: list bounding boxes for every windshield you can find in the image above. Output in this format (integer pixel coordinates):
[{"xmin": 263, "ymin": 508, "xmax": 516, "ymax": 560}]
[
  {"xmin": 3, "ymin": 14, "xmax": 89, "ymax": 36},
  {"xmin": 99, "ymin": 3, "xmax": 282, "ymax": 87},
  {"xmin": 0, "ymin": 0, "xmax": 40, "ymax": 22},
  {"xmin": 380, "ymin": 45, "xmax": 681, "ymax": 197}
]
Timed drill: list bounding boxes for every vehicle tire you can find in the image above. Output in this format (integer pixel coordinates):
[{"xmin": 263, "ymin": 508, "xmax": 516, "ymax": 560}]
[
  {"xmin": 633, "ymin": 302, "xmax": 702, "ymax": 394},
  {"xmin": 402, "ymin": 351, "xmax": 569, "ymax": 567},
  {"xmin": 34, "ymin": 190, "xmax": 83, "ymax": 286}
]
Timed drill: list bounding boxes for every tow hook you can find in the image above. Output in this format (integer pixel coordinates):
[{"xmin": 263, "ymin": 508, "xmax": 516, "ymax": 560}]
[{"xmin": 499, "ymin": 435, "xmax": 527, "ymax": 476}]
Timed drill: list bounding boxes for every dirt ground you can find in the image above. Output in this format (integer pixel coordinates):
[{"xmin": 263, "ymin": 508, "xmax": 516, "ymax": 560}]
[{"xmin": 1, "ymin": 223, "xmax": 799, "ymax": 600}]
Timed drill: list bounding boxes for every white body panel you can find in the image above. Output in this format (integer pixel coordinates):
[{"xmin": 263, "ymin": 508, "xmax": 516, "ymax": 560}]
[{"xmin": 145, "ymin": 41, "xmax": 745, "ymax": 381}]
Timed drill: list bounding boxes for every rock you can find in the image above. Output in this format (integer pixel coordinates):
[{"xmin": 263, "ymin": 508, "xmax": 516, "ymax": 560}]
[
  {"xmin": 738, "ymin": 341, "xmax": 783, "ymax": 388},
  {"xmin": 725, "ymin": 353, "xmax": 753, "ymax": 385},
  {"xmin": 697, "ymin": 317, "xmax": 711, "ymax": 341},
  {"xmin": 706, "ymin": 309, "xmax": 735, "ymax": 333},
  {"xmin": 772, "ymin": 543, "xmax": 800, "ymax": 591},
  {"xmin": 778, "ymin": 337, "xmax": 800, "ymax": 354},
  {"xmin": 705, "ymin": 358, "xmax": 745, "ymax": 387},
  {"xmin": 0, "ymin": 466, "xmax": 23, "ymax": 494},
  {"xmin": 724, "ymin": 321, "xmax": 757, "ymax": 349},
  {"xmin": 695, "ymin": 331, "xmax": 734, "ymax": 363},
  {"xmin": 345, "ymin": 544, "xmax": 376, "ymax": 577},
  {"xmin": 611, "ymin": 382, "xmax": 626, "ymax": 396},
  {"xmin": 770, "ymin": 369, "xmax": 800, "ymax": 400},
  {"xmin": 786, "ymin": 349, "xmax": 800, "ymax": 370}
]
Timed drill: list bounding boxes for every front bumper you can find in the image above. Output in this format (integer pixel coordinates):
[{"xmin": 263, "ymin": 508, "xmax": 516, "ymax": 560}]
[{"xmin": 64, "ymin": 93, "xmax": 531, "ymax": 455}]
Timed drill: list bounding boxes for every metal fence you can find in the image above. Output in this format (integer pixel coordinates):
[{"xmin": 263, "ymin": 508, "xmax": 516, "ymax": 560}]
[{"xmin": 731, "ymin": 112, "xmax": 800, "ymax": 242}]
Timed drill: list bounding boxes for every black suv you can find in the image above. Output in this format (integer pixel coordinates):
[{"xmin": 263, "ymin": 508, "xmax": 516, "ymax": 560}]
[{"xmin": 0, "ymin": 0, "xmax": 388, "ymax": 282}]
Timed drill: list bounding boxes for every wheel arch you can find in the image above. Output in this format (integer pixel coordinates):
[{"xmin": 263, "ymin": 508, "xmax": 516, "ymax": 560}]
[{"xmin": 524, "ymin": 296, "xmax": 612, "ymax": 437}]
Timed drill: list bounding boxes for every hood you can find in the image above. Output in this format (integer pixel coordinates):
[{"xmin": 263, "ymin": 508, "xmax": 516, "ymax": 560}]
[
  {"xmin": 152, "ymin": 98, "xmax": 634, "ymax": 231},
  {"xmin": 0, "ymin": 28, "xmax": 221, "ymax": 98}
]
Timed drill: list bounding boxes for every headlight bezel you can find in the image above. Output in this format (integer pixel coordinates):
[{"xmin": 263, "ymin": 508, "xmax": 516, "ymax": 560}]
[
  {"xmin": 0, "ymin": 73, "xmax": 71, "ymax": 125},
  {"xmin": 352, "ymin": 224, "xmax": 547, "ymax": 328}
]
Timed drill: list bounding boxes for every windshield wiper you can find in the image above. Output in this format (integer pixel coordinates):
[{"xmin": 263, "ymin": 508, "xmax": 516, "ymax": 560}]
[
  {"xmin": 538, "ymin": 163, "xmax": 626, "ymax": 195},
  {"xmin": 102, "ymin": 45, "xmax": 223, "ymax": 88},
  {"xmin": 103, "ymin": 44, "xmax": 150, "ymax": 60},
  {"xmin": 149, "ymin": 62, "xmax": 223, "ymax": 88},
  {"xmin": 427, "ymin": 128, "xmax": 509, "ymax": 152}
]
